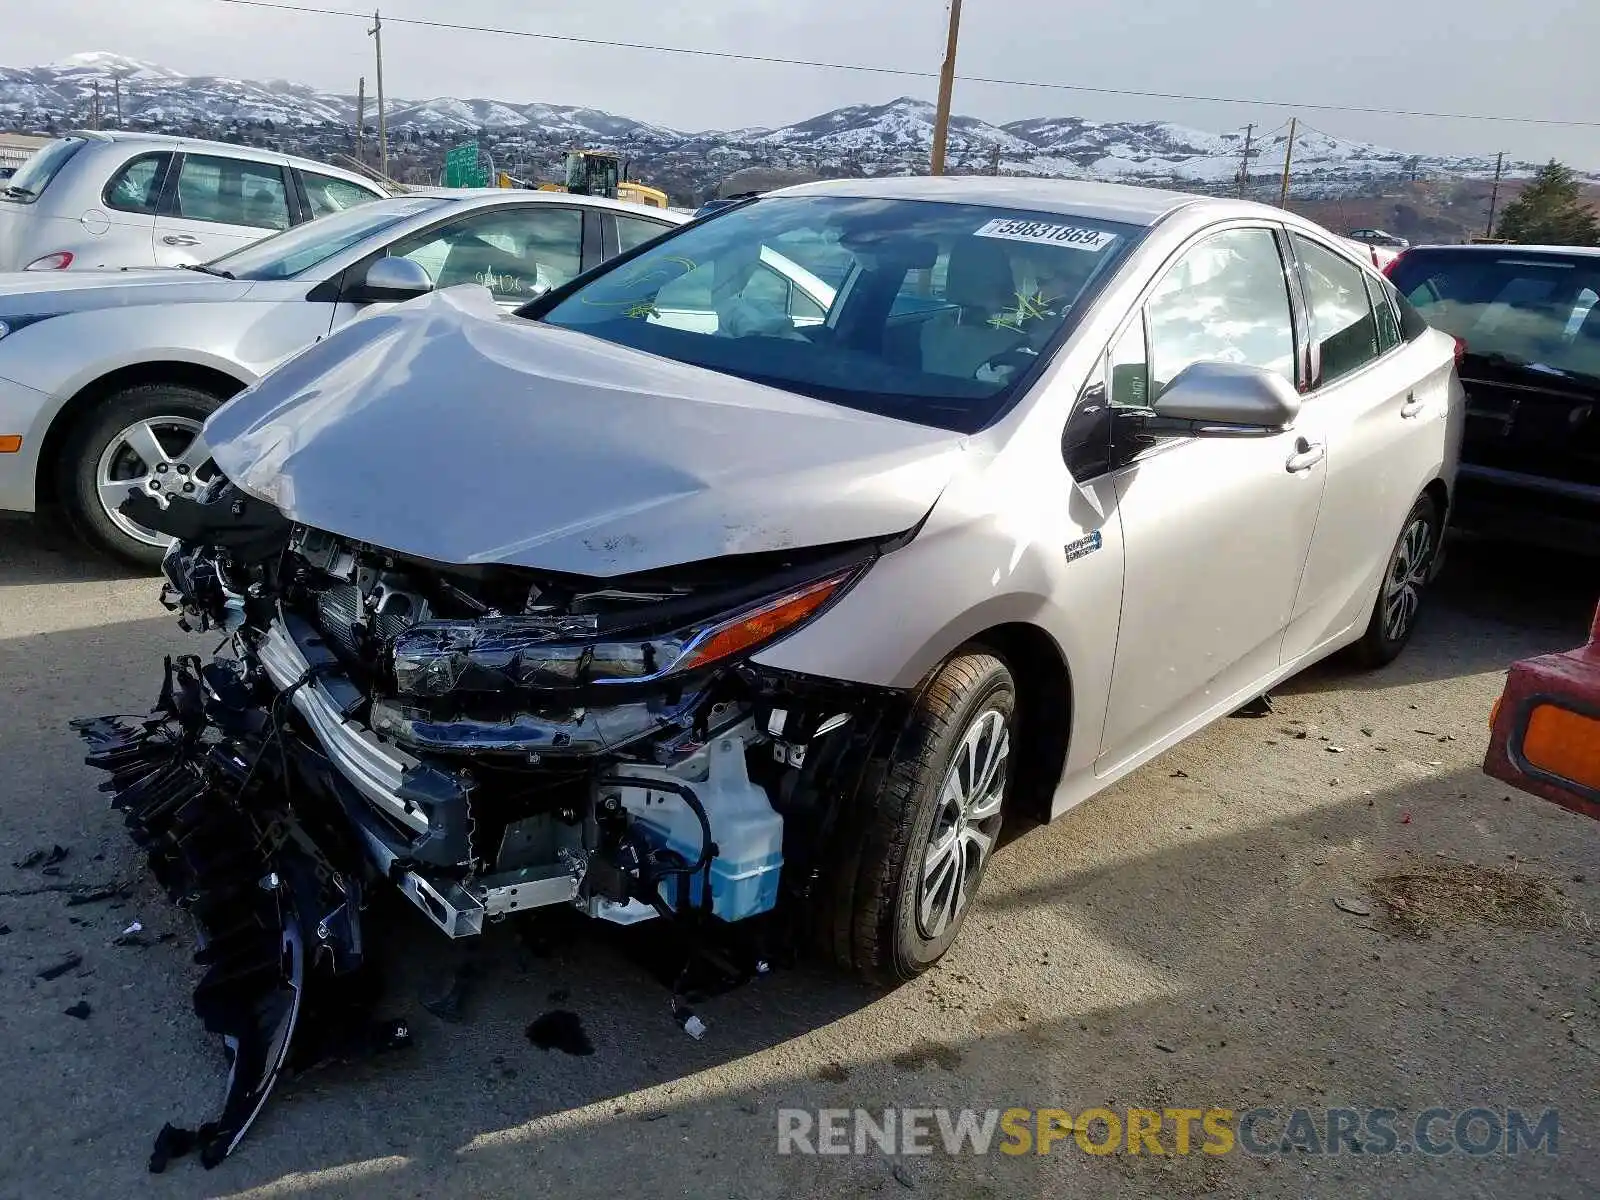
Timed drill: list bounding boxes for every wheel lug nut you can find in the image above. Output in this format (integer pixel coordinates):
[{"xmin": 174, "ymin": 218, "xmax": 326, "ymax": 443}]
[
  {"xmin": 156, "ymin": 462, "xmax": 169, "ymax": 473},
  {"xmin": 148, "ymin": 480, "xmax": 161, "ymax": 490},
  {"xmin": 183, "ymin": 483, "xmax": 195, "ymax": 493},
  {"xmin": 176, "ymin": 464, "xmax": 189, "ymax": 475}
]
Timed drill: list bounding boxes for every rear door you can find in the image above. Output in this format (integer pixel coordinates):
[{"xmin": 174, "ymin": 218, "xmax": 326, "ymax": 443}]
[
  {"xmin": 1390, "ymin": 249, "xmax": 1600, "ymax": 503},
  {"xmin": 99, "ymin": 150, "xmax": 174, "ymax": 268},
  {"xmin": 154, "ymin": 151, "xmax": 294, "ymax": 265},
  {"xmin": 1281, "ymin": 232, "xmax": 1453, "ymax": 660}
]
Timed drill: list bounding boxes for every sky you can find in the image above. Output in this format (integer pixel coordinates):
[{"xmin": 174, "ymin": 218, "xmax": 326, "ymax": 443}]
[{"xmin": 5, "ymin": 0, "xmax": 1600, "ymax": 168}]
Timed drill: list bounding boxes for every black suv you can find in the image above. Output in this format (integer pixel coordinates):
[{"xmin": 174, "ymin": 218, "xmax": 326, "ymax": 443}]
[{"xmin": 1388, "ymin": 245, "xmax": 1600, "ymax": 552}]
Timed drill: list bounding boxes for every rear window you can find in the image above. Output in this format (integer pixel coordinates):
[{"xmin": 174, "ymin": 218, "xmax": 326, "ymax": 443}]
[
  {"xmin": 2, "ymin": 137, "xmax": 87, "ymax": 204},
  {"xmin": 1391, "ymin": 250, "xmax": 1600, "ymax": 379}
]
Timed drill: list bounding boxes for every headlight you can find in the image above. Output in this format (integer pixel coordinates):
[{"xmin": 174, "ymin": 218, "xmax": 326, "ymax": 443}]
[{"xmin": 391, "ymin": 566, "xmax": 862, "ymax": 698}]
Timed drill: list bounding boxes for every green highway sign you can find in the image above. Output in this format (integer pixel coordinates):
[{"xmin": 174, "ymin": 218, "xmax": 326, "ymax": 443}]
[{"xmin": 443, "ymin": 142, "xmax": 487, "ymax": 188}]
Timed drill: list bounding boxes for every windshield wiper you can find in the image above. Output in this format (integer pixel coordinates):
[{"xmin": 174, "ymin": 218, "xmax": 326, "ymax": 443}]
[
  {"xmin": 179, "ymin": 263, "xmax": 236, "ymax": 279},
  {"xmin": 2, "ymin": 185, "xmax": 36, "ymax": 199}
]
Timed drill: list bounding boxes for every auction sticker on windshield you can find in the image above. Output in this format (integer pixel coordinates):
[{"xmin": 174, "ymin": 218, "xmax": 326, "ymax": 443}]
[{"xmin": 975, "ymin": 219, "xmax": 1119, "ymax": 251}]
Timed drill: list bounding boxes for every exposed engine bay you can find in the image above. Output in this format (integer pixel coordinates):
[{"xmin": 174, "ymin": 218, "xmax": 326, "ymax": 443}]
[{"xmin": 76, "ymin": 481, "xmax": 908, "ymax": 1168}]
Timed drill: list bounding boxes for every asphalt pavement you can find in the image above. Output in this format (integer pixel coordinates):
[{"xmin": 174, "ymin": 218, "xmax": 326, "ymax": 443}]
[{"xmin": 0, "ymin": 516, "xmax": 1596, "ymax": 1200}]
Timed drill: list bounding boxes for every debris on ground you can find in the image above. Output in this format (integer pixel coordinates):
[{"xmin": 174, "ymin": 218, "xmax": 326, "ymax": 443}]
[
  {"xmin": 423, "ymin": 960, "xmax": 482, "ymax": 1024},
  {"xmin": 1333, "ymin": 896, "xmax": 1373, "ymax": 917},
  {"xmin": 65, "ymin": 884, "xmax": 127, "ymax": 906},
  {"xmin": 893, "ymin": 1162, "xmax": 916, "ymax": 1188},
  {"xmin": 36, "ymin": 953, "xmax": 83, "ymax": 981},
  {"xmin": 64, "ymin": 1001, "xmax": 92, "ymax": 1020},
  {"xmin": 526, "ymin": 1010, "xmax": 596, "ymax": 1056},
  {"xmin": 1370, "ymin": 862, "xmax": 1573, "ymax": 938},
  {"xmin": 0, "ymin": 924, "xmax": 10, "ymax": 935},
  {"xmin": 14, "ymin": 844, "xmax": 69, "ymax": 870},
  {"xmin": 1232, "ymin": 694, "xmax": 1275, "ymax": 717}
]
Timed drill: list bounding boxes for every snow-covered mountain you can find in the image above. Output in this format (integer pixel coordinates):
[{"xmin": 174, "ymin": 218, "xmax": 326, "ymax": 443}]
[{"xmin": 0, "ymin": 53, "xmax": 1533, "ymax": 191}]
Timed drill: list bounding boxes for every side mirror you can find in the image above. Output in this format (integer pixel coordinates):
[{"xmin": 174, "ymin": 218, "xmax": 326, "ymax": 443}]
[
  {"xmin": 351, "ymin": 256, "xmax": 434, "ymax": 304},
  {"xmin": 1147, "ymin": 360, "xmax": 1300, "ymax": 434}
]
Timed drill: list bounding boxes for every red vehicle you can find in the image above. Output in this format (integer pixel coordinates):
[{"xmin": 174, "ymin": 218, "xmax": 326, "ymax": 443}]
[{"xmin": 1485, "ymin": 599, "xmax": 1600, "ymax": 821}]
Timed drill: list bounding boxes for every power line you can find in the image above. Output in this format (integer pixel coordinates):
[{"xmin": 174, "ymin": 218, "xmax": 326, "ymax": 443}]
[{"xmin": 213, "ymin": 0, "xmax": 1600, "ymax": 129}]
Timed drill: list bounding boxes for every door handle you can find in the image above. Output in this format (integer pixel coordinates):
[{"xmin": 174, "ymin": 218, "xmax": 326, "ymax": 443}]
[
  {"xmin": 1400, "ymin": 393, "xmax": 1426, "ymax": 419},
  {"xmin": 162, "ymin": 234, "xmax": 200, "ymax": 247},
  {"xmin": 1285, "ymin": 438, "xmax": 1326, "ymax": 474}
]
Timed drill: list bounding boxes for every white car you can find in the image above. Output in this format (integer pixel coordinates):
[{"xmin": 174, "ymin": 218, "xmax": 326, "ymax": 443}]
[
  {"xmin": 0, "ymin": 190, "xmax": 683, "ymax": 563},
  {"xmin": 0, "ymin": 130, "xmax": 386, "ymax": 272}
]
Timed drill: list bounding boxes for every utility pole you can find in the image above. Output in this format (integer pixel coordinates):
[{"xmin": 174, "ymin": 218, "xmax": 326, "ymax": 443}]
[
  {"xmin": 929, "ymin": 0, "xmax": 963, "ymax": 176},
  {"xmin": 356, "ymin": 76, "xmax": 366, "ymax": 161},
  {"xmin": 369, "ymin": 10, "xmax": 388, "ymax": 182},
  {"xmin": 1485, "ymin": 150, "xmax": 1505, "ymax": 238},
  {"xmin": 989, "ymin": 144, "xmax": 1001, "ymax": 176},
  {"xmin": 1236, "ymin": 123, "xmax": 1255, "ymax": 198},
  {"xmin": 1278, "ymin": 117, "xmax": 1297, "ymax": 208},
  {"xmin": 92, "ymin": 80, "xmax": 102, "ymax": 130},
  {"xmin": 113, "ymin": 76, "xmax": 123, "ymax": 128}
]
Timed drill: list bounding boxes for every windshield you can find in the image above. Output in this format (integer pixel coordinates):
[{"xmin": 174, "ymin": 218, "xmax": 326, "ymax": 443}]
[
  {"xmin": 536, "ymin": 195, "xmax": 1140, "ymax": 432},
  {"xmin": 206, "ymin": 196, "xmax": 448, "ymax": 281},
  {"xmin": 3, "ymin": 137, "xmax": 87, "ymax": 202}
]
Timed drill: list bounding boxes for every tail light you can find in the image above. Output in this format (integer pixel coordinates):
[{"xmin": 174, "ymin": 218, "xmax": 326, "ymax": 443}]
[
  {"xmin": 1381, "ymin": 250, "xmax": 1405, "ymax": 278},
  {"xmin": 1452, "ymin": 336, "xmax": 1467, "ymax": 368},
  {"xmin": 25, "ymin": 251, "xmax": 75, "ymax": 271}
]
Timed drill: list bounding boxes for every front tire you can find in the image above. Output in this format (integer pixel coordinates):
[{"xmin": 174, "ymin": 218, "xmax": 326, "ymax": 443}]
[
  {"xmin": 57, "ymin": 383, "xmax": 226, "ymax": 568},
  {"xmin": 826, "ymin": 652, "xmax": 1015, "ymax": 984},
  {"xmin": 1353, "ymin": 495, "xmax": 1439, "ymax": 667}
]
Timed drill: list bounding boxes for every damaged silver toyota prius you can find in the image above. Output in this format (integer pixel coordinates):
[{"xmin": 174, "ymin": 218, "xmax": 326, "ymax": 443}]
[{"xmin": 77, "ymin": 177, "xmax": 1462, "ymax": 1164}]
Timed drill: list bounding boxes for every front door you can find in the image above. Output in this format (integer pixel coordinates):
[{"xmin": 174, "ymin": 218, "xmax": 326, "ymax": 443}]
[
  {"xmin": 1097, "ymin": 225, "xmax": 1327, "ymax": 771},
  {"xmin": 327, "ymin": 203, "xmax": 590, "ymax": 333},
  {"xmin": 153, "ymin": 152, "xmax": 293, "ymax": 266}
]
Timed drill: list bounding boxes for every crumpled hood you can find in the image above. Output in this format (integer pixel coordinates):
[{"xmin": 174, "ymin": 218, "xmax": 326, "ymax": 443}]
[
  {"xmin": 0, "ymin": 267, "xmax": 252, "ymax": 315},
  {"xmin": 205, "ymin": 287, "xmax": 968, "ymax": 576}
]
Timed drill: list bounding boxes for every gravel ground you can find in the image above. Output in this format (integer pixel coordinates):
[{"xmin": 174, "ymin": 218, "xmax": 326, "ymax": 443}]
[{"xmin": 0, "ymin": 516, "xmax": 1596, "ymax": 1200}]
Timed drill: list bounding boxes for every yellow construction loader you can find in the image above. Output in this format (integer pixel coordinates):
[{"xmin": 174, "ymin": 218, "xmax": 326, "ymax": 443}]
[{"xmin": 501, "ymin": 150, "xmax": 668, "ymax": 208}]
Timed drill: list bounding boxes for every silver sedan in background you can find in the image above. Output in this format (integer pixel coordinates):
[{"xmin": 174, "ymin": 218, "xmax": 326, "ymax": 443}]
[{"xmin": 0, "ymin": 190, "xmax": 684, "ymax": 562}]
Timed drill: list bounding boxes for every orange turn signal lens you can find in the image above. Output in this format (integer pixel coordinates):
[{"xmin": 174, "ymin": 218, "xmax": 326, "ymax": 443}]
[
  {"xmin": 675, "ymin": 571, "xmax": 854, "ymax": 673},
  {"xmin": 0, "ymin": 435, "xmax": 22, "ymax": 454},
  {"xmin": 1521, "ymin": 703, "xmax": 1600, "ymax": 791}
]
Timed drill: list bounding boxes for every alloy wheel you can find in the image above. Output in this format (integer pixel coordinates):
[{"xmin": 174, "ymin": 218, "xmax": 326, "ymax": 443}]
[
  {"xmin": 917, "ymin": 708, "xmax": 1009, "ymax": 940},
  {"xmin": 1383, "ymin": 515, "xmax": 1434, "ymax": 643},
  {"xmin": 94, "ymin": 416, "xmax": 217, "ymax": 548}
]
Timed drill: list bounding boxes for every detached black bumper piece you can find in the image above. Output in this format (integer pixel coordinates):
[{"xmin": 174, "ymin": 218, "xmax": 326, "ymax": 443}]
[{"xmin": 74, "ymin": 656, "xmax": 407, "ymax": 1171}]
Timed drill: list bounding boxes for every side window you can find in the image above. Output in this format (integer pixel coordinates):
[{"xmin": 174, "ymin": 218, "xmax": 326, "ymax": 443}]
[
  {"xmin": 616, "ymin": 215, "xmax": 672, "ymax": 254},
  {"xmin": 1107, "ymin": 318, "xmax": 1149, "ymax": 409},
  {"xmin": 175, "ymin": 155, "xmax": 290, "ymax": 230},
  {"xmin": 1292, "ymin": 233, "xmax": 1382, "ymax": 385},
  {"xmin": 103, "ymin": 153, "xmax": 171, "ymax": 215},
  {"xmin": 1366, "ymin": 275, "xmax": 1402, "ymax": 354},
  {"xmin": 1146, "ymin": 227, "xmax": 1296, "ymax": 395},
  {"xmin": 654, "ymin": 252, "xmax": 832, "ymax": 334},
  {"xmin": 389, "ymin": 207, "xmax": 583, "ymax": 301},
  {"xmin": 302, "ymin": 172, "xmax": 379, "ymax": 220}
]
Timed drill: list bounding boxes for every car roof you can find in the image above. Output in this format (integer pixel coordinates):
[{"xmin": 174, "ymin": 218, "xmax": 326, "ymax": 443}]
[
  {"xmin": 764, "ymin": 175, "xmax": 1212, "ymax": 227},
  {"xmin": 402, "ymin": 186, "xmax": 686, "ymax": 220},
  {"xmin": 64, "ymin": 129, "xmax": 382, "ymax": 188},
  {"xmin": 1402, "ymin": 243, "xmax": 1600, "ymax": 259}
]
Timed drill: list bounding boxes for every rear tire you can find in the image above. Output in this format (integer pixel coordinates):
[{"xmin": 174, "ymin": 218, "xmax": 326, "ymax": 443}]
[
  {"xmin": 57, "ymin": 383, "xmax": 226, "ymax": 569},
  {"xmin": 823, "ymin": 652, "xmax": 1016, "ymax": 984},
  {"xmin": 1353, "ymin": 495, "xmax": 1439, "ymax": 668}
]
